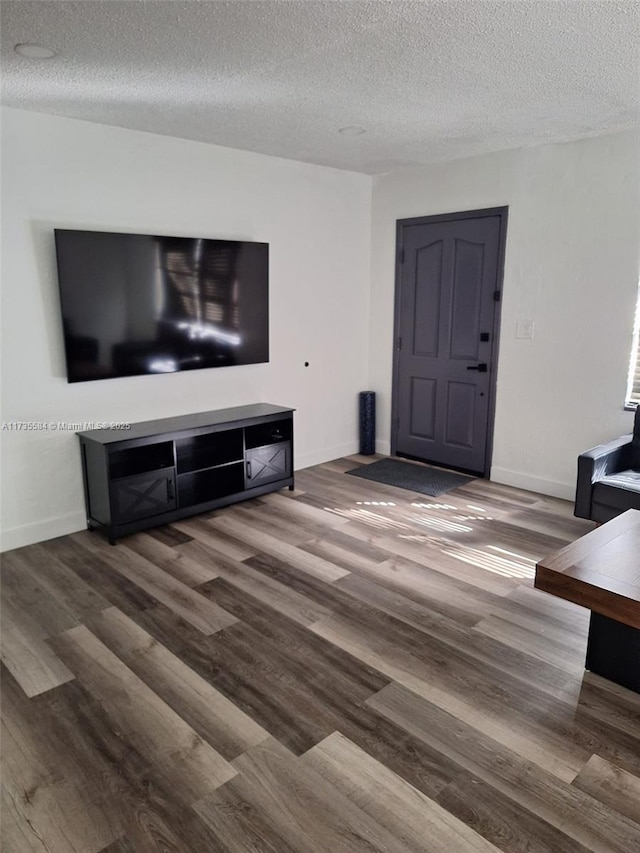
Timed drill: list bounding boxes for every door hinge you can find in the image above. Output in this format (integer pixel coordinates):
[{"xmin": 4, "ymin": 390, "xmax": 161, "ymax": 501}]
[
  {"xmin": 493, "ymin": 290, "xmax": 501, "ymax": 302},
  {"xmin": 396, "ymin": 336, "xmax": 402, "ymax": 351}
]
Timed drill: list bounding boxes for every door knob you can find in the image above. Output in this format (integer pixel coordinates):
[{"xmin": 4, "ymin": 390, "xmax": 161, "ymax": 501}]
[{"xmin": 467, "ymin": 363, "xmax": 488, "ymax": 372}]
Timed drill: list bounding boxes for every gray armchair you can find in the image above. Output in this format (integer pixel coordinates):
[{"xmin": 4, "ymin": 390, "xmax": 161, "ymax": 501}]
[{"xmin": 575, "ymin": 407, "xmax": 640, "ymax": 523}]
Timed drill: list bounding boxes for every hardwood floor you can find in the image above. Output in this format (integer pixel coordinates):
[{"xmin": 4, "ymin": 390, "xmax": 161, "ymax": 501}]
[{"xmin": 2, "ymin": 455, "xmax": 639, "ymax": 852}]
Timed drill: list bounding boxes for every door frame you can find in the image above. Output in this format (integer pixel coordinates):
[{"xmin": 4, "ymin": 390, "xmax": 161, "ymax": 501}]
[{"xmin": 390, "ymin": 206, "xmax": 509, "ymax": 478}]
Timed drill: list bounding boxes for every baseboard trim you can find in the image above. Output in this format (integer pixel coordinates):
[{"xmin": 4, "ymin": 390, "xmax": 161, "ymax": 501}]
[
  {"xmin": 490, "ymin": 466, "xmax": 574, "ymax": 501},
  {"xmin": 295, "ymin": 442, "xmax": 360, "ymax": 471},
  {"xmin": 375, "ymin": 439, "xmax": 391, "ymax": 456},
  {"xmin": 2, "ymin": 441, "xmax": 374, "ymax": 551},
  {"xmin": 1, "ymin": 511, "xmax": 86, "ymax": 553}
]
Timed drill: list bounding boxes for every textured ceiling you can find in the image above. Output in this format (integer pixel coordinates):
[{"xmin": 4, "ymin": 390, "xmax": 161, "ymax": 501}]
[{"xmin": 2, "ymin": 0, "xmax": 639, "ymax": 174}]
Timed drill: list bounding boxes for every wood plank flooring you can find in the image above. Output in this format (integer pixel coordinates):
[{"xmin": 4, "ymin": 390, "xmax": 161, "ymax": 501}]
[{"xmin": 2, "ymin": 455, "xmax": 639, "ymax": 852}]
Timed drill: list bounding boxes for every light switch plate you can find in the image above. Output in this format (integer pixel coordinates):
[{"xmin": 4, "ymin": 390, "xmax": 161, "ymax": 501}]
[{"xmin": 516, "ymin": 319, "xmax": 535, "ymax": 340}]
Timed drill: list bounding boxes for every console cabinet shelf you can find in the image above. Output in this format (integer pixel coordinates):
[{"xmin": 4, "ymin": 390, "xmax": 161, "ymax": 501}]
[{"xmin": 78, "ymin": 403, "xmax": 294, "ymax": 544}]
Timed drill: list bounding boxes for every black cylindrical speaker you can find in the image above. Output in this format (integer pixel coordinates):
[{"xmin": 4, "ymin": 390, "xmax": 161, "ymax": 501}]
[{"xmin": 359, "ymin": 391, "xmax": 376, "ymax": 455}]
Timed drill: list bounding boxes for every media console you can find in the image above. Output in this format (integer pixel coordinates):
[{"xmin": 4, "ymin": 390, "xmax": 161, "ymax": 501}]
[{"xmin": 77, "ymin": 403, "xmax": 294, "ymax": 544}]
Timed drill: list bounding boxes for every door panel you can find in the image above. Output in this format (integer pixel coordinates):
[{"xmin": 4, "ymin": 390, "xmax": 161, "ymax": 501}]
[
  {"xmin": 413, "ymin": 242, "xmax": 443, "ymax": 356},
  {"xmin": 409, "ymin": 377, "xmax": 437, "ymax": 439},
  {"xmin": 245, "ymin": 442, "xmax": 291, "ymax": 488},
  {"xmin": 450, "ymin": 240, "xmax": 484, "ymax": 360},
  {"xmin": 445, "ymin": 381, "xmax": 476, "ymax": 448},
  {"xmin": 393, "ymin": 211, "xmax": 505, "ymax": 475},
  {"xmin": 111, "ymin": 470, "xmax": 177, "ymax": 523}
]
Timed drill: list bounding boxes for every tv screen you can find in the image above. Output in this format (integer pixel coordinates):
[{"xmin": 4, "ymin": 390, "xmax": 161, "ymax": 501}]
[{"xmin": 54, "ymin": 229, "xmax": 269, "ymax": 382}]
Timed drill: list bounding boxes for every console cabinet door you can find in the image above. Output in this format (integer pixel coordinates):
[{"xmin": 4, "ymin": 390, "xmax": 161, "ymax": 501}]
[
  {"xmin": 111, "ymin": 470, "xmax": 177, "ymax": 523},
  {"xmin": 245, "ymin": 442, "xmax": 290, "ymax": 488}
]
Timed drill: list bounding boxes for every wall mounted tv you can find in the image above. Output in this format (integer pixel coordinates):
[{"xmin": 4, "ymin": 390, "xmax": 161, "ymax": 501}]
[{"xmin": 54, "ymin": 229, "xmax": 269, "ymax": 383}]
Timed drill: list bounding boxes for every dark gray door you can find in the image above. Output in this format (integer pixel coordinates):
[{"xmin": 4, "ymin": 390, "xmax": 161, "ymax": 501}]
[{"xmin": 392, "ymin": 209, "xmax": 506, "ymax": 475}]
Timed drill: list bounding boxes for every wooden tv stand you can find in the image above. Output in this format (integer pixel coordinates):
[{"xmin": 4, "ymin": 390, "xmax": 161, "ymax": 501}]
[{"xmin": 77, "ymin": 403, "xmax": 294, "ymax": 544}]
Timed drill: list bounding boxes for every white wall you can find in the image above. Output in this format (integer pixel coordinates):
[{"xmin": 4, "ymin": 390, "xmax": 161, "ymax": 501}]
[
  {"xmin": 3, "ymin": 110, "xmax": 638, "ymax": 549},
  {"xmin": 370, "ymin": 130, "xmax": 640, "ymax": 499},
  {"xmin": 1, "ymin": 108, "xmax": 372, "ymax": 550}
]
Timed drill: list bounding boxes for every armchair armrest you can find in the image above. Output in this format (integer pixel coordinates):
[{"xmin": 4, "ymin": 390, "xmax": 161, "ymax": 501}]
[{"xmin": 574, "ymin": 434, "xmax": 633, "ymax": 518}]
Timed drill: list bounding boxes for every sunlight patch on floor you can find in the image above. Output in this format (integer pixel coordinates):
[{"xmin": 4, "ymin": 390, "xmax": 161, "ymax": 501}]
[
  {"xmin": 406, "ymin": 514, "xmax": 474, "ymax": 533},
  {"xmin": 452, "ymin": 515, "xmax": 495, "ymax": 522},
  {"xmin": 487, "ymin": 545, "xmax": 537, "ymax": 567},
  {"xmin": 324, "ymin": 506, "xmax": 411, "ymax": 531},
  {"xmin": 409, "ymin": 503, "xmax": 494, "ymax": 525},
  {"xmin": 441, "ymin": 543, "xmax": 536, "ymax": 579},
  {"xmin": 411, "ymin": 502, "xmax": 458, "ymax": 511}
]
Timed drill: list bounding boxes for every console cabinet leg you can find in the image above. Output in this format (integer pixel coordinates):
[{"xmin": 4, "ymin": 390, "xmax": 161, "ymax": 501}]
[{"xmin": 586, "ymin": 612, "xmax": 640, "ymax": 692}]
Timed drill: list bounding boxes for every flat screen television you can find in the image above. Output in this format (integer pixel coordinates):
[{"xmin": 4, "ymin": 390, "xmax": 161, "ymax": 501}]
[{"xmin": 54, "ymin": 229, "xmax": 269, "ymax": 383}]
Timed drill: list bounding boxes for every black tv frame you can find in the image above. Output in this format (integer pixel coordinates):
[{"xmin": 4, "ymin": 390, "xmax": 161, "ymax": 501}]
[{"xmin": 54, "ymin": 229, "xmax": 269, "ymax": 383}]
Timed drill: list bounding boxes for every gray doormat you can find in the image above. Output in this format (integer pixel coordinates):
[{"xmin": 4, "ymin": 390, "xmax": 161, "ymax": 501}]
[{"xmin": 346, "ymin": 458, "xmax": 474, "ymax": 497}]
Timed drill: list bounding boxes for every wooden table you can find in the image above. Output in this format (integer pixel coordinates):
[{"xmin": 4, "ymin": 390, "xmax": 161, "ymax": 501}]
[{"xmin": 535, "ymin": 509, "xmax": 640, "ymax": 692}]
